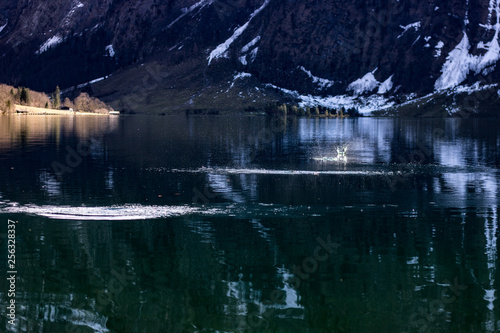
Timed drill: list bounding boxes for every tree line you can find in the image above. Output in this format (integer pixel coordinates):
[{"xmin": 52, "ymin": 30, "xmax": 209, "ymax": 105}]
[
  {"xmin": 0, "ymin": 84, "xmax": 112, "ymax": 114},
  {"xmin": 262, "ymin": 102, "xmax": 363, "ymax": 117}
]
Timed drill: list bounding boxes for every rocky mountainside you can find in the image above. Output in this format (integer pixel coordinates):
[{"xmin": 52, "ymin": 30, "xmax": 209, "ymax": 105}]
[{"xmin": 1, "ymin": 0, "xmax": 500, "ymax": 114}]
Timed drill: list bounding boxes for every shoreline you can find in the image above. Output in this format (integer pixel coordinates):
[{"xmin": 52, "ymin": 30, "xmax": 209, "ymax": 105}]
[{"xmin": 12, "ymin": 104, "xmax": 114, "ymax": 116}]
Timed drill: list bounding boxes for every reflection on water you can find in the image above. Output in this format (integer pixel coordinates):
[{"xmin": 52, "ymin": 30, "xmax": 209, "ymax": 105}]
[{"xmin": 0, "ymin": 115, "xmax": 499, "ymax": 332}]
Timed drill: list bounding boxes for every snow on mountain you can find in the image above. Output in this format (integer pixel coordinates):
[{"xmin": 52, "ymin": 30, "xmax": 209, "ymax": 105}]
[
  {"xmin": 230, "ymin": 72, "xmax": 252, "ymax": 88},
  {"xmin": 299, "ymin": 66, "xmax": 334, "ymax": 89},
  {"xmin": 4, "ymin": 0, "xmax": 500, "ymax": 114},
  {"xmin": 0, "ymin": 21, "xmax": 7, "ymax": 34},
  {"xmin": 241, "ymin": 36, "xmax": 261, "ymax": 53},
  {"xmin": 105, "ymin": 44, "xmax": 115, "ymax": 57},
  {"xmin": 448, "ymin": 81, "xmax": 498, "ymax": 95},
  {"xmin": 165, "ymin": 0, "xmax": 214, "ymax": 30},
  {"xmin": 239, "ymin": 36, "xmax": 261, "ymax": 65},
  {"xmin": 347, "ymin": 70, "xmax": 380, "ymax": 95},
  {"xmin": 435, "ymin": 41, "xmax": 444, "ymax": 58},
  {"xmin": 434, "ymin": 33, "xmax": 476, "ymax": 90},
  {"xmin": 233, "ymin": 72, "xmax": 251, "ymax": 80},
  {"xmin": 207, "ymin": 0, "xmax": 270, "ymax": 64},
  {"xmin": 35, "ymin": 35, "xmax": 63, "ymax": 55},
  {"xmin": 249, "ymin": 47, "xmax": 258, "ymax": 63},
  {"xmin": 239, "ymin": 56, "xmax": 248, "ymax": 65},
  {"xmin": 475, "ymin": 0, "xmax": 500, "ymax": 74},
  {"xmin": 398, "ymin": 21, "xmax": 421, "ymax": 38},
  {"xmin": 475, "ymin": 32, "xmax": 500, "ymax": 74},
  {"xmin": 62, "ymin": 1, "xmax": 85, "ymax": 27},
  {"xmin": 486, "ymin": 0, "xmax": 499, "ymax": 25},
  {"xmin": 266, "ymin": 83, "xmax": 394, "ymax": 114},
  {"xmin": 378, "ymin": 75, "xmax": 394, "ymax": 94}
]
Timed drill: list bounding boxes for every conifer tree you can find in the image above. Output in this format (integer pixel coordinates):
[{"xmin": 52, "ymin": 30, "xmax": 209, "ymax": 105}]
[
  {"xmin": 53, "ymin": 86, "xmax": 61, "ymax": 109},
  {"xmin": 20, "ymin": 87, "xmax": 30, "ymax": 105}
]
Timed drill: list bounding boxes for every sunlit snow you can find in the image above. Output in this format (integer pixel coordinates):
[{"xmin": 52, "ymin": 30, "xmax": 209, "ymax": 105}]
[
  {"xmin": 0, "ymin": 21, "xmax": 7, "ymax": 34},
  {"xmin": 299, "ymin": 66, "xmax": 334, "ymax": 89},
  {"xmin": 435, "ymin": 33, "xmax": 476, "ymax": 90},
  {"xmin": 105, "ymin": 44, "xmax": 115, "ymax": 57},
  {"xmin": 265, "ymin": 83, "xmax": 394, "ymax": 114},
  {"xmin": 241, "ymin": 36, "xmax": 261, "ymax": 53},
  {"xmin": 435, "ymin": 40, "xmax": 444, "ymax": 58},
  {"xmin": 347, "ymin": 70, "xmax": 380, "ymax": 95},
  {"xmin": 397, "ymin": 21, "xmax": 421, "ymax": 38},
  {"xmin": 165, "ymin": 0, "xmax": 214, "ymax": 30},
  {"xmin": 36, "ymin": 35, "xmax": 63, "ymax": 55},
  {"xmin": 208, "ymin": 0, "xmax": 270, "ymax": 64},
  {"xmin": 378, "ymin": 75, "xmax": 394, "ymax": 94}
]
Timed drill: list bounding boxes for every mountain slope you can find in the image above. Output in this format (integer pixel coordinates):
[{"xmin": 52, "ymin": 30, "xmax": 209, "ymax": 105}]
[{"xmin": 1, "ymin": 0, "xmax": 500, "ymax": 114}]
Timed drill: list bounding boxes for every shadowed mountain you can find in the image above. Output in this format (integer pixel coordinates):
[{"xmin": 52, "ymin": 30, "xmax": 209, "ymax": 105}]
[{"xmin": 1, "ymin": 0, "xmax": 500, "ymax": 114}]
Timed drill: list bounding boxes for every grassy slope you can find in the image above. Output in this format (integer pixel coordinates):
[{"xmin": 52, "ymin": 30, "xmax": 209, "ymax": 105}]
[
  {"xmin": 374, "ymin": 86, "xmax": 500, "ymax": 117},
  {"xmin": 91, "ymin": 55, "xmax": 500, "ymax": 117},
  {"xmin": 91, "ymin": 57, "xmax": 298, "ymax": 114}
]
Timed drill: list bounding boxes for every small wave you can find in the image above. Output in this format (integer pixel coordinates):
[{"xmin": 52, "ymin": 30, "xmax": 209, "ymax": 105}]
[
  {"xmin": 2, "ymin": 204, "xmax": 203, "ymax": 220},
  {"xmin": 0, "ymin": 202, "xmax": 327, "ymax": 220},
  {"xmin": 168, "ymin": 167, "xmax": 393, "ymax": 176}
]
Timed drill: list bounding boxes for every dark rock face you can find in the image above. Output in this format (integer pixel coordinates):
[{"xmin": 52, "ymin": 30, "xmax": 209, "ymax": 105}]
[{"xmin": 0, "ymin": 0, "xmax": 499, "ymax": 102}]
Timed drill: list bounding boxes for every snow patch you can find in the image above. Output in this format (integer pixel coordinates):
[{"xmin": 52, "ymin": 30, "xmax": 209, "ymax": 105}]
[
  {"xmin": 0, "ymin": 20, "xmax": 7, "ymax": 34},
  {"xmin": 36, "ymin": 35, "xmax": 63, "ymax": 55},
  {"xmin": 230, "ymin": 72, "xmax": 252, "ymax": 88},
  {"xmin": 475, "ymin": 32, "xmax": 500, "ymax": 74},
  {"xmin": 77, "ymin": 77, "xmax": 106, "ymax": 88},
  {"xmin": 105, "ymin": 44, "xmax": 115, "ymax": 57},
  {"xmin": 63, "ymin": 1, "xmax": 85, "ymax": 26},
  {"xmin": 234, "ymin": 72, "xmax": 251, "ymax": 80},
  {"xmin": 449, "ymin": 82, "xmax": 498, "ymax": 95},
  {"xmin": 486, "ymin": 0, "xmax": 499, "ymax": 26},
  {"xmin": 378, "ymin": 75, "xmax": 394, "ymax": 94},
  {"xmin": 347, "ymin": 70, "xmax": 380, "ymax": 95},
  {"xmin": 434, "ymin": 40, "xmax": 444, "ymax": 58},
  {"xmin": 299, "ymin": 66, "xmax": 334, "ymax": 89},
  {"xmin": 166, "ymin": 0, "xmax": 214, "ymax": 30},
  {"xmin": 398, "ymin": 21, "xmax": 421, "ymax": 38},
  {"xmin": 435, "ymin": 32, "xmax": 477, "ymax": 90},
  {"xmin": 266, "ymin": 83, "xmax": 394, "ymax": 115},
  {"xmin": 249, "ymin": 47, "xmax": 259, "ymax": 62},
  {"xmin": 475, "ymin": 0, "xmax": 500, "ymax": 74},
  {"xmin": 60, "ymin": 76, "xmax": 111, "ymax": 93},
  {"xmin": 208, "ymin": 0, "xmax": 270, "ymax": 64},
  {"xmin": 241, "ymin": 36, "xmax": 261, "ymax": 53},
  {"xmin": 239, "ymin": 56, "xmax": 247, "ymax": 65}
]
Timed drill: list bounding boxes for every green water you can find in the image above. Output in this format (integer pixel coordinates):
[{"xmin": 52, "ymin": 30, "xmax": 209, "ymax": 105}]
[{"xmin": 0, "ymin": 115, "xmax": 499, "ymax": 332}]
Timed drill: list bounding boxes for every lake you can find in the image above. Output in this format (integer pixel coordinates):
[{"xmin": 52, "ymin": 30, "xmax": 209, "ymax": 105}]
[{"xmin": 0, "ymin": 114, "xmax": 499, "ymax": 332}]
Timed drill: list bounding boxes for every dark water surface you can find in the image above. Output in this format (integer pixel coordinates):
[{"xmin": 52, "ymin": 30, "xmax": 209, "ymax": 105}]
[{"xmin": 0, "ymin": 114, "xmax": 499, "ymax": 332}]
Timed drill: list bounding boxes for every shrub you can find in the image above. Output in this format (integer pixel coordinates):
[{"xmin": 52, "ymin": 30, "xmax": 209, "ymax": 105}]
[{"xmin": 75, "ymin": 93, "xmax": 112, "ymax": 113}]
